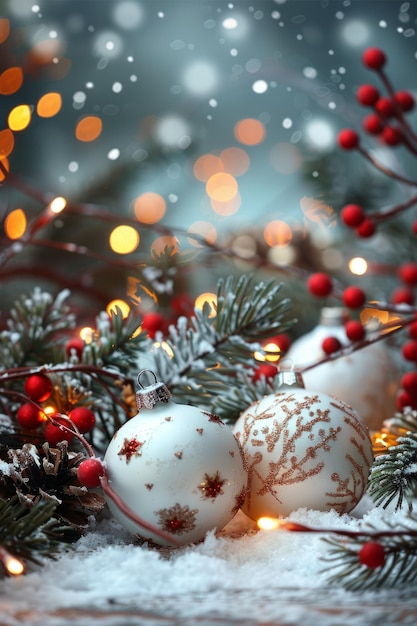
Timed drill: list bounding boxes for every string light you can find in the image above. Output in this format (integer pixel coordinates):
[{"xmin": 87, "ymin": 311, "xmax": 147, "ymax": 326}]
[{"xmin": 0, "ymin": 546, "xmax": 24, "ymax": 576}]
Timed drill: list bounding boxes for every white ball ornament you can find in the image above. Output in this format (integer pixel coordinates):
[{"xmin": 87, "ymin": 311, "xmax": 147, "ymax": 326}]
[
  {"xmin": 233, "ymin": 370, "xmax": 374, "ymax": 521},
  {"xmin": 104, "ymin": 370, "xmax": 248, "ymax": 546}
]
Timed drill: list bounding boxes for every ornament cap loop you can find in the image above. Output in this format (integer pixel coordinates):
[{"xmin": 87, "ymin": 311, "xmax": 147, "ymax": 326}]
[
  {"xmin": 136, "ymin": 370, "xmax": 171, "ymax": 410},
  {"xmin": 276, "ymin": 369, "xmax": 304, "ymax": 389}
]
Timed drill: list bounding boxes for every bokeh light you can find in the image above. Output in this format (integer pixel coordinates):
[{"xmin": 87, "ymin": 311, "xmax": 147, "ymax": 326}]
[
  {"xmin": 106, "ymin": 299, "xmax": 131, "ymax": 318},
  {"xmin": 0, "ymin": 67, "xmax": 23, "ymax": 95},
  {"xmin": 133, "ymin": 192, "xmax": 166, "ymax": 224},
  {"xmin": 109, "ymin": 225, "xmax": 140, "ymax": 254},
  {"xmin": 349, "ymin": 256, "xmax": 368, "ymax": 276},
  {"xmin": 193, "ymin": 154, "xmax": 224, "ymax": 182},
  {"xmin": 75, "ymin": 115, "xmax": 102, "ymax": 142},
  {"xmin": 4, "ymin": 208, "xmax": 27, "ymax": 239},
  {"xmin": 234, "ymin": 118, "xmax": 266, "ymax": 146},
  {"xmin": 36, "ymin": 92, "xmax": 62, "ymax": 118},
  {"xmin": 112, "ymin": 1, "xmax": 145, "ymax": 30},
  {"xmin": 210, "ymin": 192, "xmax": 241, "ymax": 216},
  {"xmin": 8, "ymin": 105, "xmax": 31, "ymax": 131},
  {"xmin": 206, "ymin": 172, "xmax": 238, "ymax": 202},
  {"xmin": 195, "ymin": 292, "xmax": 217, "ymax": 318},
  {"xmin": 150, "ymin": 235, "xmax": 179, "ymax": 256},
  {"xmin": 0, "ymin": 19, "xmax": 10, "ymax": 44},
  {"xmin": 0, "ymin": 129, "xmax": 14, "ymax": 157},
  {"xmin": 263, "ymin": 220, "xmax": 293, "ymax": 247},
  {"xmin": 49, "ymin": 196, "xmax": 66, "ymax": 213},
  {"xmin": 219, "ymin": 147, "xmax": 250, "ymax": 176},
  {"xmin": 187, "ymin": 221, "xmax": 217, "ymax": 247},
  {"xmin": 154, "ymin": 114, "xmax": 191, "ymax": 149},
  {"xmin": 183, "ymin": 61, "xmax": 218, "ymax": 96}
]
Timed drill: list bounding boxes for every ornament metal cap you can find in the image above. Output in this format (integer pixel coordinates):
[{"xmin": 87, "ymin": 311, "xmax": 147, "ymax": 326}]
[
  {"xmin": 136, "ymin": 369, "xmax": 171, "ymax": 410},
  {"xmin": 276, "ymin": 369, "xmax": 305, "ymax": 389}
]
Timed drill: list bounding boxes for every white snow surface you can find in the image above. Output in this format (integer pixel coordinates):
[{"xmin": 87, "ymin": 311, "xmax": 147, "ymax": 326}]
[{"xmin": 2, "ymin": 499, "xmax": 417, "ymax": 626}]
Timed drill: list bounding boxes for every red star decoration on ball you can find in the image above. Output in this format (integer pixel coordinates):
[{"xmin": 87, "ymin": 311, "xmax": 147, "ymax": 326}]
[{"xmin": 118, "ymin": 437, "xmax": 144, "ymax": 463}]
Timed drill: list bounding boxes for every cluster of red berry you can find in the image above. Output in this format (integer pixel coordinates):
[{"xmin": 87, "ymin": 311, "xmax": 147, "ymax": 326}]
[
  {"xmin": 304, "ymin": 47, "xmax": 417, "ymax": 407},
  {"xmin": 17, "ymin": 370, "xmax": 96, "ymax": 446},
  {"xmin": 339, "ymin": 47, "xmax": 416, "ymax": 241}
]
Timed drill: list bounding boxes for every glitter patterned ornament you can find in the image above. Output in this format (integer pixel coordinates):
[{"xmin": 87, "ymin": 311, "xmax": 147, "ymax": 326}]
[
  {"xmin": 104, "ymin": 370, "xmax": 248, "ymax": 546},
  {"xmin": 233, "ymin": 370, "xmax": 373, "ymax": 520}
]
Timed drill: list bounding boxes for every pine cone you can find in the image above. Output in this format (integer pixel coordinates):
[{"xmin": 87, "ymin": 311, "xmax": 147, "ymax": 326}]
[{"xmin": 0, "ymin": 440, "xmax": 105, "ymax": 536}]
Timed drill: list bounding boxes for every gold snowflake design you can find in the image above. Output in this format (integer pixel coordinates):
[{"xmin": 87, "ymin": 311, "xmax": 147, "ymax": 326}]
[
  {"xmin": 198, "ymin": 470, "xmax": 227, "ymax": 499},
  {"xmin": 155, "ymin": 503, "xmax": 198, "ymax": 535}
]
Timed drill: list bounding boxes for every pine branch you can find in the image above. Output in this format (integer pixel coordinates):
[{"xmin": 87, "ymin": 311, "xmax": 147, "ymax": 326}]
[
  {"xmin": 147, "ymin": 274, "xmax": 295, "ymax": 419},
  {"xmin": 368, "ymin": 408, "xmax": 417, "ymax": 511},
  {"xmin": 0, "ymin": 496, "xmax": 72, "ymax": 574},
  {"xmin": 322, "ymin": 513, "xmax": 417, "ymax": 591},
  {"xmin": 0, "ymin": 287, "xmax": 75, "ymax": 369}
]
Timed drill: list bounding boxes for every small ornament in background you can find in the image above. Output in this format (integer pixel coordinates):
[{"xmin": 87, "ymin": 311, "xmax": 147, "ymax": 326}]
[
  {"xmin": 104, "ymin": 370, "xmax": 248, "ymax": 546},
  {"xmin": 233, "ymin": 370, "xmax": 373, "ymax": 520},
  {"xmin": 285, "ymin": 307, "xmax": 398, "ymax": 431}
]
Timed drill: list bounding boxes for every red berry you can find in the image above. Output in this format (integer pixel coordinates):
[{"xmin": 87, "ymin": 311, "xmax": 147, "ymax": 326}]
[
  {"xmin": 362, "ymin": 113, "xmax": 384, "ymax": 135},
  {"xmin": 44, "ymin": 417, "xmax": 74, "ymax": 446},
  {"xmin": 338, "ymin": 129, "xmax": 359, "ymax": 150},
  {"xmin": 253, "ymin": 363, "xmax": 278, "ymax": 382},
  {"xmin": 359, "ymin": 542, "xmax": 386, "ymax": 569},
  {"xmin": 270, "ymin": 333, "xmax": 292, "ymax": 353},
  {"xmin": 408, "ymin": 320, "xmax": 417, "ymax": 339},
  {"xmin": 342, "ymin": 286, "xmax": 366, "ymax": 309},
  {"xmin": 391, "ymin": 287, "xmax": 414, "ymax": 306},
  {"xmin": 362, "ymin": 47, "xmax": 386, "ymax": 70},
  {"xmin": 394, "ymin": 90, "xmax": 415, "ymax": 112},
  {"xmin": 307, "ymin": 272, "xmax": 333, "ymax": 297},
  {"xmin": 356, "ymin": 84, "xmax": 380, "ymax": 106},
  {"xmin": 402, "ymin": 340, "xmax": 417, "ymax": 362},
  {"xmin": 141, "ymin": 312, "xmax": 165, "ymax": 339},
  {"xmin": 356, "ymin": 218, "xmax": 376, "ymax": 238},
  {"xmin": 77, "ymin": 458, "xmax": 105, "ymax": 488},
  {"xmin": 322, "ymin": 336, "xmax": 342, "ymax": 355},
  {"xmin": 341, "ymin": 203, "xmax": 365, "ymax": 228},
  {"xmin": 413, "ymin": 220, "xmax": 417, "ymax": 236},
  {"xmin": 381, "ymin": 126, "xmax": 402, "ymax": 146},
  {"xmin": 398, "ymin": 262, "xmax": 417, "ymax": 286},
  {"xmin": 65, "ymin": 338, "xmax": 84, "ymax": 360},
  {"xmin": 17, "ymin": 403, "xmax": 42, "ymax": 430},
  {"xmin": 401, "ymin": 371, "xmax": 417, "ymax": 396},
  {"xmin": 170, "ymin": 294, "xmax": 194, "ymax": 317},
  {"xmin": 345, "ymin": 320, "xmax": 365, "ymax": 342},
  {"xmin": 375, "ymin": 97, "xmax": 395, "ymax": 118},
  {"xmin": 69, "ymin": 407, "xmax": 96, "ymax": 434},
  {"xmin": 396, "ymin": 389, "xmax": 417, "ymax": 410},
  {"xmin": 24, "ymin": 374, "xmax": 53, "ymax": 402}
]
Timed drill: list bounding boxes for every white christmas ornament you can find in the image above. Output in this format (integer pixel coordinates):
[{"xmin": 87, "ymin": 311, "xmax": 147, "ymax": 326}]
[
  {"xmin": 285, "ymin": 307, "xmax": 398, "ymax": 431},
  {"xmin": 104, "ymin": 371, "xmax": 248, "ymax": 546},
  {"xmin": 233, "ymin": 370, "xmax": 373, "ymax": 520}
]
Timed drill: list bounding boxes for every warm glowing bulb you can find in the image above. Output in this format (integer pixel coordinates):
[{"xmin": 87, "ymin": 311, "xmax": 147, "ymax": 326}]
[
  {"xmin": 6, "ymin": 556, "xmax": 24, "ymax": 576},
  {"xmin": 348, "ymin": 256, "xmax": 367, "ymax": 276},
  {"xmin": 194, "ymin": 292, "xmax": 217, "ymax": 318},
  {"xmin": 49, "ymin": 196, "xmax": 66, "ymax": 214},
  {"xmin": 42, "ymin": 406, "xmax": 55, "ymax": 419},
  {"xmin": 262, "ymin": 341, "xmax": 281, "ymax": 363},
  {"xmin": 153, "ymin": 341, "xmax": 174, "ymax": 358},
  {"xmin": 257, "ymin": 517, "xmax": 281, "ymax": 530},
  {"xmin": 80, "ymin": 327, "xmax": 95, "ymax": 343},
  {"xmin": 106, "ymin": 299, "xmax": 130, "ymax": 318}
]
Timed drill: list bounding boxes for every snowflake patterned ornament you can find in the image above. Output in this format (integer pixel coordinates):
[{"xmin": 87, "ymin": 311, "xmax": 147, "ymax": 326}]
[
  {"xmin": 104, "ymin": 370, "xmax": 248, "ymax": 546},
  {"xmin": 233, "ymin": 370, "xmax": 373, "ymax": 520}
]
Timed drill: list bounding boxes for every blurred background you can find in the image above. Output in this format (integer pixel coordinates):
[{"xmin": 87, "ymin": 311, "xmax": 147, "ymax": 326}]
[{"xmin": 1, "ymin": 0, "xmax": 417, "ymax": 333}]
